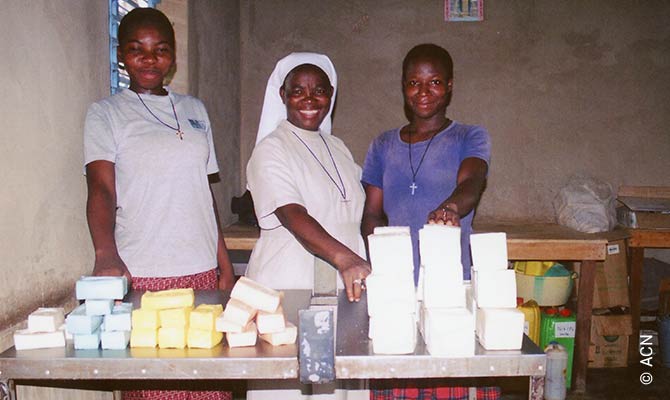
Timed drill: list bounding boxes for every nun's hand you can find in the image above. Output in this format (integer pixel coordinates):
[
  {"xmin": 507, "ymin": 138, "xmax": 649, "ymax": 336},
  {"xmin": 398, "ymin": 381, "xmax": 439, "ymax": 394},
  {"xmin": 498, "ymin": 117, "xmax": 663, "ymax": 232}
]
[{"xmin": 336, "ymin": 254, "xmax": 371, "ymax": 303}]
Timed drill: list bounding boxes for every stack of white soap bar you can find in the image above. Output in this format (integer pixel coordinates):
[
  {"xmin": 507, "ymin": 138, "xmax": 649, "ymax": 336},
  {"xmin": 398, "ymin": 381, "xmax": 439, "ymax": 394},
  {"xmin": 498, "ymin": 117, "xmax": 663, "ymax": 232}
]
[
  {"xmin": 418, "ymin": 225, "xmax": 474, "ymax": 356},
  {"xmin": 366, "ymin": 228, "xmax": 417, "ymax": 354},
  {"xmin": 14, "ymin": 308, "xmax": 66, "ymax": 350},
  {"xmin": 470, "ymin": 232, "xmax": 524, "ymax": 350},
  {"xmin": 216, "ymin": 277, "xmax": 294, "ymax": 348},
  {"xmin": 71, "ymin": 276, "xmax": 129, "ymax": 350}
]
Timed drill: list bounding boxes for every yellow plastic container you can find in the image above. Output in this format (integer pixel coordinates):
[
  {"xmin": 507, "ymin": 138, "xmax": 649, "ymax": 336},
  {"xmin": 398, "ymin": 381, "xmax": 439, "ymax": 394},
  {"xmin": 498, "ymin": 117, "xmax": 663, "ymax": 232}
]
[
  {"xmin": 514, "ymin": 261, "xmax": 555, "ymax": 276},
  {"xmin": 517, "ymin": 299, "xmax": 541, "ymax": 345},
  {"xmin": 515, "ymin": 271, "xmax": 575, "ymax": 306}
]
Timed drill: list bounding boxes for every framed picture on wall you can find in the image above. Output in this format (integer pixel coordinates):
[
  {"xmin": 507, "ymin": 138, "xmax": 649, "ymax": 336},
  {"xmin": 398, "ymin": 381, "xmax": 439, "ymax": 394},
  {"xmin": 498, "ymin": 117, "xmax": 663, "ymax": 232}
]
[{"xmin": 445, "ymin": 0, "xmax": 484, "ymax": 22}]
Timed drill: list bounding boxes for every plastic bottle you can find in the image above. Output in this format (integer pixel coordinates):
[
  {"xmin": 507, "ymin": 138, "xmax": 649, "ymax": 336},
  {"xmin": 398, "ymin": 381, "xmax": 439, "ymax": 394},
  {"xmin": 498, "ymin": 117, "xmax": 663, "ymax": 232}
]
[
  {"xmin": 540, "ymin": 307, "xmax": 575, "ymax": 389},
  {"xmin": 544, "ymin": 341, "xmax": 568, "ymax": 400}
]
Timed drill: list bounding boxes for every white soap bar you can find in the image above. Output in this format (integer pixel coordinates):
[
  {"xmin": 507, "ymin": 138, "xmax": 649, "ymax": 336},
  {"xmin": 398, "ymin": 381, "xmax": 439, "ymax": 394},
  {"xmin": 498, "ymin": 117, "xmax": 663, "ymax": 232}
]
[
  {"xmin": 226, "ymin": 322, "xmax": 258, "ymax": 348},
  {"xmin": 101, "ymin": 330, "xmax": 131, "ymax": 350},
  {"xmin": 470, "ymin": 232, "xmax": 508, "ymax": 271},
  {"xmin": 74, "ymin": 327, "xmax": 101, "ymax": 350},
  {"xmin": 222, "ymin": 298, "xmax": 257, "ymax": 327},
  {"xmin": 370, "ymin": 313, "xmax": 417, "ymax": 354},
  {"xmin": 102, "ymin": 303, "xmax": 132, "ymax": 332},
  {"xmin": 256, "ymin": 305, "xmax": 286, "ymax": 334},
  {"xmin": 476, "ymin": 308, "xmax": 524, "ymax": 350},
  {"xmin": 85, "ymin": 298, "xmax": 115, "ymax": 316},
  {"xmin": 373, "ymin": 226, "xmax": 411, "ymax": 235},
  {"xmin": 424, "ymin": 308, "xmax": 475, "ymax": 356},
  {"xmin": 76, "ymin": 276, "xmax": 128, "ymax": 300},
  {"xmin": 230, "ymin": 277, "xmax": 280, "ymax": 313},
  {"xmin": 419, "ymin": 225, "xmax": 461, "ymax": 268},
  {"xmin": 14, "ymin": 327, "xmax": 66, "ymax": 350},
  {"xmin": 367, "ymin": 233, "xmax": 414, "ymax": 275},
  {"xmin": 474, "ymin": 269, "xmax": 517, "ymax": 308},
  {"xmin": 424, "ymin": 280, "xmax": 466, "ymax": 309},
  {"xmin": 215, "ymin": 315, "xmax": 244, "ymax": 333},
  {"xmin": 66, "ymin": 303, "xmax": 103, "ymax": 335},
  {"xmin": 365, "ymin": 274, "xmax": 416, "ymax": 317},
  {"xmin": 416, "ymin": 266, "xmax": 425, "ymax": 302},
  {"xmin": 259, "ymin": 322, "xmax": 297, "ymax": 346},
  {"xmin": 28, "ymin": 307, "xmax": 64, "ymax": 333},
  {"xmin": 465, "ymin": 281, "xmax": 478, "ymax": 324}
]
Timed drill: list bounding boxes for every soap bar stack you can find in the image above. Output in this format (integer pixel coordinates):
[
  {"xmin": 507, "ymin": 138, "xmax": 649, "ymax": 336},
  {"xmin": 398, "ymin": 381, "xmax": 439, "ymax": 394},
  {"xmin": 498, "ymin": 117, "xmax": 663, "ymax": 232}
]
[
  {"xmin": 215, "ymin": 277, "xmax": 296, "ymax": 348},
  {"xmin": 188, "ymin": 304, "xmax": 224, "ymax": 349},
  {"xmin": 470, "ymin": 232, "xmax": 524, "ymax": 350},
  {"xmin": 14, "ymin": 308, "xmax": 66, "ymax": 350},
  {"xmin": 68, "ymin": 276, "xmax": 129, "ymax": 349},
  {"xmin": 366, "ymin": 226, "xmax": 417, "ymax": 354},
  {"xmin": 418, "ymin": 225, "xmax": 475, "ymax": 357}
]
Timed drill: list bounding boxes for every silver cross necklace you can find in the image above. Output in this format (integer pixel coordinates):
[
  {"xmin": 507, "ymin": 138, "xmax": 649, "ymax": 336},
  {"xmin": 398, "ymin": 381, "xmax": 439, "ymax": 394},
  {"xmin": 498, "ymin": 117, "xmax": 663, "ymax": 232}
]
[{"xmin": 136, "ymin": 92, "xmax": 184, "ymax": 140}]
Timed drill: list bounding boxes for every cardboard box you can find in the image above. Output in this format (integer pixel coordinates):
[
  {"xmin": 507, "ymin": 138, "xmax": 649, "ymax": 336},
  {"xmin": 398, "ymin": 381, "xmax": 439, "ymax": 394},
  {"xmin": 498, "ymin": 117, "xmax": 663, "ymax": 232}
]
[
  {"xmin": 588, "ymin": 313, "xmax": 632, "ymax": 368},
  {"xmin": 616, "ymin": 186, "xmax": 670, "ymax": 229},
  {"xmin": 574, "ymin": 239, "xmax": 630, "ymax": 308}
]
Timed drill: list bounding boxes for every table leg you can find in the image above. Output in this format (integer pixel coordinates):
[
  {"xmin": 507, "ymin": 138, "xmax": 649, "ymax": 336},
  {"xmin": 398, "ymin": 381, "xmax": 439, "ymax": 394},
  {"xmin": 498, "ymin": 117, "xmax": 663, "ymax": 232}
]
[
  {"xmin": 528, "ymin": 376, "xmax": 544, "ymax": 400},
  {"xmin": 573, "ymin": 259, "xmax": 596, "ymax": 392},
  {"xmin": 628, "ymin": 247, "xmax": 644, "ymax": 365}
]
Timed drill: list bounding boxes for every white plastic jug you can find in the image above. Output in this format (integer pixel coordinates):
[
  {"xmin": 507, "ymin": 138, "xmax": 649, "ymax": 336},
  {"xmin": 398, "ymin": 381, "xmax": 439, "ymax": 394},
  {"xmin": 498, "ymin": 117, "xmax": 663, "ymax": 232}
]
[{"xmin": 544, "ymin": 342, "xmax": 568, "ymax": 400}]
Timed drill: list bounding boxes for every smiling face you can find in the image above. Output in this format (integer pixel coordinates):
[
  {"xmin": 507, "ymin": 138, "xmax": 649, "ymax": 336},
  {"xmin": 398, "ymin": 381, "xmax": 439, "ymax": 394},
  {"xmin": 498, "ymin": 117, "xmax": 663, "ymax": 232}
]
[
  {"xmin": 118, "ymin": 24, "xmax": 175, "ymax": 95},
  {"xmin": 402, "ymin": 56, "xmax": 453, "ymax": 122},
  {"xmin": 280, "ymin": 64, "xmax": 333, "ymax": 131}
]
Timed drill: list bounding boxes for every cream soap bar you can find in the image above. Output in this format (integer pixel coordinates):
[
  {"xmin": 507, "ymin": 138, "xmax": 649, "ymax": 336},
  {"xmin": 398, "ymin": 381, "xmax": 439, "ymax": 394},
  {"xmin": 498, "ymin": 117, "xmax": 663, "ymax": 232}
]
[
  {"xmin": 103, "ymin": 303, "xmax": 132, "ymax": 332},
  {"xmin": 101, "ymin": 330, "xmax": 131, "ymax": 350},
  {"xmin": 476, "ymin": 308, "xmax": 524, "ymax": 350},
  {"xmin": 367, "ymin": 232, "xmax": 414, "ymax": 275},
  {"xmin": 256, "ymin": 305, "xmax": 286, "ymax": 334},
  {"xmin": 230, "ymin": 277, "xmax": 280, "ymax": 313},
  {"xmin": 419, "ymin": 225, "xmax": 461, "ymax": 268},
  {"xmin": 141, "ymin": 288, "xmax": 195, "ymax": 310},
  {"xmin": 76, "ymin": 276, "xmax": 128, "ymax": 300},
  {"xmin": 424, "ymin": 308, "xmax": 475, "ymax": 357},
  {"xmin": 66, "ymin": 303, "xmax": 103, "ymax": 335},
  {"xmin": 215, "ymin": 315, "xmax": 243, "ymax": 333},
  {"xmin": 14, "ymin": 328, "xmax": 66, "ymax": 350},
  {"xmin": 474, "ymin": 269, "xmax": 517, "ymax": 308},
  {"xmin": 187, "ymin": 328, "xmax": 223, "ymax": 349},
  {"xmin": 132, "ymin": 308, "xmax": 159, "ymax": 330},
  {"xmin": 260, "ymin": 322, "xmax": 297, "ymax": 346},
  {"xmin": 423, "ymin": 270, "xmax": 466, "ymax": 309},
  {"xmin": 158, "ymin": 326, "xmax": 188, "ymax": 349},
  {"xmin": 130, "ymin": 328, "xmax": 158, "ymax": 348},
  {"xmin": 159, "ymin": 307, "xmax": 192, "ymax": 328},
  {"xmin": 226, "ymin": 322, "xmax": 257, "ymax": 348},
  {"xmin": 470, "ymin": 232, "xmax": 508, "ymax": 271},
  {"xmin": 373, "ymin": 226, "xmax": 411, "ymax": 235},
  {"xmin": 28, "ymin": 307, "xmax": 64, "ymax": 332},
  {"xmin": 74, "ymin": 327, "xmax": 101, "ymax": 350},
  {"xmin": 190, "ymin": 304, "xmax": 224, "ymax": 331},
  {"xmin": 365, "ymin": 274, "xmax": 416, "ymax": 317},
  {"xmin": 85, "ymin": 298, "xmax": 115, "ymax": 316},
  {"xmin": 370, "ymin": 313, "xmax": 417, "ymax": 354},
  {"xmin": 222, "ymin": 298, "xmax": 257, "ymax": 327}
]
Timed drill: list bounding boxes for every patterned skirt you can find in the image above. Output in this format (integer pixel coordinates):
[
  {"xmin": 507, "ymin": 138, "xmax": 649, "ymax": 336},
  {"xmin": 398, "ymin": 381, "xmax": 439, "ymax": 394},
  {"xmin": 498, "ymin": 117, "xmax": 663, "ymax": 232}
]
[
  {"xmin": 122, "ymin": 269, "xmax": 232, "ymax": 400},
  {"xmin": 370, "ymin": 383, "xmax": 500, "ymax": 400}
]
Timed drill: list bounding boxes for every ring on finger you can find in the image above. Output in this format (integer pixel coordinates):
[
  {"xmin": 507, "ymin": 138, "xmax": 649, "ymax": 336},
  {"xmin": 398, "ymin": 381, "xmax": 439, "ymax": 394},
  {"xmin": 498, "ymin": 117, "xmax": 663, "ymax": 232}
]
[{"xmin": 353, "ymin": 278, "xmax": 363, "ymax": 285}]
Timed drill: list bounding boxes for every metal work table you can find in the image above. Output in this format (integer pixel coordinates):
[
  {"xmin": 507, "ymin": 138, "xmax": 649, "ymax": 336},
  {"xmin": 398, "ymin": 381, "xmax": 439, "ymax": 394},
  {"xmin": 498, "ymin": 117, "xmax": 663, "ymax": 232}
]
[{"xmin": 1, "ymin": 290, "xmax": 546, "ymax": 398}]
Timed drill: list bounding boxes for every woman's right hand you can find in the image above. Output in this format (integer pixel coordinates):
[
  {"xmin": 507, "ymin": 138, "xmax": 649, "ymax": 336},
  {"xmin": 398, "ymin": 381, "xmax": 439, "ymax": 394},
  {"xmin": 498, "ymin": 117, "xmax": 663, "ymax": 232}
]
[
  {"xmin": 93, "ymin": 254, "xmax": 132, "ymax": 281},
  {"xmin": 336, "ymin": 254, "xmax": 372, "ymax": 303}
]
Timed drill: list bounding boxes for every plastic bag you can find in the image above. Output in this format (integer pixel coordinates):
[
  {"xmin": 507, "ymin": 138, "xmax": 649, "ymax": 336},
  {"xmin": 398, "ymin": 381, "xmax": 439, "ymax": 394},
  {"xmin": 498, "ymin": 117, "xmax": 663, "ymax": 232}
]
[{"xmin": 553, "ymin": 175, "xmax": 617, "ymax": 233}]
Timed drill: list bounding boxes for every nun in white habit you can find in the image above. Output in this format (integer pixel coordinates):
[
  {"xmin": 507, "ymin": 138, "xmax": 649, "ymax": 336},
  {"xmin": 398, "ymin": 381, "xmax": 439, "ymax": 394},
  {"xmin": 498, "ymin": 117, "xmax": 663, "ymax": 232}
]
[{"xmin": 245, "ymin": 52, "xmax": 370, "ymax": 399}]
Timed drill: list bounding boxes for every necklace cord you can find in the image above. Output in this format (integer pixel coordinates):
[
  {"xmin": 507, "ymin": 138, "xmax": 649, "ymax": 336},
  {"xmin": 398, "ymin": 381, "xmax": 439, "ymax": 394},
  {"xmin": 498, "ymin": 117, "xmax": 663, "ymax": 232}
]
[
  {"xmin": 136, "ymin": 92, "xmax": 183, "ymax": 139},
  {"xmin": 290, "ymin": 130, "xmax": 347, "ymax": 200},
  {"xmin": 409, "ymin": 121, "xmax": 448, "ymax": 181}
]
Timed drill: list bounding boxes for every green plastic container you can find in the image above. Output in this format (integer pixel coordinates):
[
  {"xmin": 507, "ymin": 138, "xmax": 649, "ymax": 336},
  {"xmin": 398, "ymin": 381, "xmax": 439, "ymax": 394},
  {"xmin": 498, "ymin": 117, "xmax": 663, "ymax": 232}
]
[{"xmin": 540, "ymin": 308, "xmax": 576, "ymax": 389}]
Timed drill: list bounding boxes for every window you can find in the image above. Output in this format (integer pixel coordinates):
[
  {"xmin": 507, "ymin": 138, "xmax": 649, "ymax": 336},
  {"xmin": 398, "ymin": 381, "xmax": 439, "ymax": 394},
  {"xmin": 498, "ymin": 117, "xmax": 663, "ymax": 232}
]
[{"xmin": 109, "ymin": 0, "xmax": 160, "ymax": 94}]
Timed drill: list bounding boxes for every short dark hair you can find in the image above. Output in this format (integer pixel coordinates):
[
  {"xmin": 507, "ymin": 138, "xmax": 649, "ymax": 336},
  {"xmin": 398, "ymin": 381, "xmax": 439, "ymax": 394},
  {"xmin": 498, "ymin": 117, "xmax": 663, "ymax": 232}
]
[
  {"xmin": 118, "ymin": 8, "xmax": 175, "ymax": 48},
  {"xmin": 402, "ymin": 43, "xmax": 453, "ymax": 81}
]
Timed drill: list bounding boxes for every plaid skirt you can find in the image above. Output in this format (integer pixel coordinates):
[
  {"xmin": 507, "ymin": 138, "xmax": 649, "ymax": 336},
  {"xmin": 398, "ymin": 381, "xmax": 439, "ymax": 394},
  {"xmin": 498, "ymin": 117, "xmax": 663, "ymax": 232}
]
[
  {"xmin": 371, "ymin": 385, "xmax": 500, "ymax": 400},
  {"xmin": 122, "ymin": 269, "xmax": 231, "ymax": 400}
]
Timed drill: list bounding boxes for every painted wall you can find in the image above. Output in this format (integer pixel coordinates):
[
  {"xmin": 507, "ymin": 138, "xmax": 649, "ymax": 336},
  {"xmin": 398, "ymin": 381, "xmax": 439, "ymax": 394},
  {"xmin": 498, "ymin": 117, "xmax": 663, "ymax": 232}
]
[
  {"xmin": 0, "ymin": 1, "xmax": 107, "ymax": 329},
  {"xmin": 239, "ymin": 0, "xmax": 670, "ymax": 222}
]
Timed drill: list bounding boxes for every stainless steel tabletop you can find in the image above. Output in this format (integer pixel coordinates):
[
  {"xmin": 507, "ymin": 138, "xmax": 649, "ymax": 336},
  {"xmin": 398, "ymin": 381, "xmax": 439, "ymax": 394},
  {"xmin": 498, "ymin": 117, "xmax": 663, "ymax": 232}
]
[{"xmin": 0, "ymin": 290, "xmax": 545, "ymax": 381}]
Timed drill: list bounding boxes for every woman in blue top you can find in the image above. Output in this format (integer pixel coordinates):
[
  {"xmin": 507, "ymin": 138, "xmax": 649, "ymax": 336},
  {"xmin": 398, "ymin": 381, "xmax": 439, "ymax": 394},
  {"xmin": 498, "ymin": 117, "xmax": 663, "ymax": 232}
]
[{"xmin": 361, "ymin": 43, "xmax": 491, "ymax": 283}]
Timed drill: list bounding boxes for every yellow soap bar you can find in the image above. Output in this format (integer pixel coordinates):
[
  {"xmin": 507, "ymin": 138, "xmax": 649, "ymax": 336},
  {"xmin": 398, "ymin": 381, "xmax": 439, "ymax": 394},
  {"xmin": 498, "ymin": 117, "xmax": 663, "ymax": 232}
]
[
  {"xmin": 190, "ymin": 304, "xmax": 223, "ymax": 331},
  {"xmin": 187, "ymin": 328, "xmax": 223, "ymax": 349},
  {"xmin": 159, "ymin": 307, "xmax": 192, "ymax": 328},
  {"xmin": 158, "ymin": 326, "xmax": 187, "ymax": 349},
  {"xmin": 132, "ymin": 309, "xmax": 159, "ymax": 330},
  {"xmin": 130, "ymin": 328, "xmax": 158, "ymax": 348},
  {"xmin": 259, "ymin": 322, "xmax": 297, "ymax": 346},
  {"xmin": 141, "ymin": 288, "xmax": 195, "ymax": 310}
]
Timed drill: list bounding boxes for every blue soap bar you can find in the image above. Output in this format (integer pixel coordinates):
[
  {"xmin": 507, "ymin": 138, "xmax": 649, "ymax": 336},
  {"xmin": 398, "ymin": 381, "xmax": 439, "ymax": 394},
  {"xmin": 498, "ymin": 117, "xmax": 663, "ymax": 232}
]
[
  {"xmin": 85, "ymin": 299, "xmax": 115, "ymax": 316},
  {"xmin": 103, "ymin": 303, "xmax": 133, "ymax": 332},
  {"xmin": 76, "ymin": 276, "xmax": 128, "ymax": 300},
  {"xmin": 66, "ymin": 304, "xmax": 103, "ymax": 335},
  {"xmin": 74, "ymin": 327, "xmax": 101, "ymax": 349},
  {"xmin": 101, "ymin": 330, "xmax": 131, "ymax": 350}
]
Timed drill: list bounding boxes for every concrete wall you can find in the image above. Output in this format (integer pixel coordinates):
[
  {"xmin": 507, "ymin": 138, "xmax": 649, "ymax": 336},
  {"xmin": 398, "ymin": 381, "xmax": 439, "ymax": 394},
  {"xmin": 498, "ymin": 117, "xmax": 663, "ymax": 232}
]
[
  {"xmin": 190, "ymin": 0, "xmax": 241, "ymax": 224},
  {"xmin": 239, "ymin": 0, "xmax": 670, "ymax": 222},
  {"xmin": 0, "ymin": 0, "xmax": 107, "ymax": 329}
]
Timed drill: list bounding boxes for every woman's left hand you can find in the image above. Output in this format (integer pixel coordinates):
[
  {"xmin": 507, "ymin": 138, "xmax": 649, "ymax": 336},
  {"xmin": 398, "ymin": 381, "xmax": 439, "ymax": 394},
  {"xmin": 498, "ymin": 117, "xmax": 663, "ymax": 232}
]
[{"xmin": 428, "ymin": 204, "xmax": 461, "ymax": 226}]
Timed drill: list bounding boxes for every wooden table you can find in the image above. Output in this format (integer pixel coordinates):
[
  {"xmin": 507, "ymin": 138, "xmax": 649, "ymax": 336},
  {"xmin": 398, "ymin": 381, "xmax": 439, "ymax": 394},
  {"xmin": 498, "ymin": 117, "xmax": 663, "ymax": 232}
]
[
  {"xmin": 222, "ymin": 221, "xmax": 608, "ymax": 392},
  {"xmin": 627, "ymin": 228, "xmax": 670, "ymax": 364}
]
